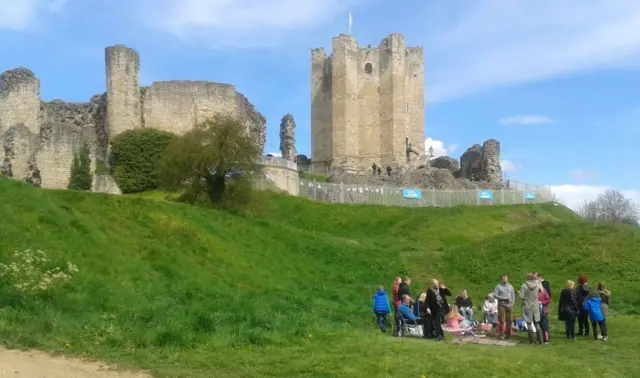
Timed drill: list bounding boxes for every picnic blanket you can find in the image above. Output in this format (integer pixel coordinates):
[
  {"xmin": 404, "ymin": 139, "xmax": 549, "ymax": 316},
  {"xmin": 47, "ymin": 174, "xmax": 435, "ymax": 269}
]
[
  {"xmin": 451, "ymin": 336, "xmax": 518, "ymax": 347},
  {"xmin": 442, "ymin": 326, "xmax": 473, "ymax": 336}
]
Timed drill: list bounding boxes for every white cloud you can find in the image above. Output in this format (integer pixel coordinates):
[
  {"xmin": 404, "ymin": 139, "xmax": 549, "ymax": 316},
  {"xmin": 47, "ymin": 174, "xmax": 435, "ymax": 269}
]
[
  {"xmin": 139, "ymin": 0, "xmax": 360, "ymax": 48},
  {"xmin": 550, "ymin": 185, "xmax": 640, "ymax": 210},
  {"xmin": 0, "ymin": 0, "xmax": 66, "ymax": 30},
  {"xmin": 425, "ymin": 0, "xmax": 640, "ymax": 103},
  {"xmin": 500, "ymin": 160, "xmax": 517, "ymax": 173},
  {"xmin": 499, "ymin": 115, "xmax": 555, "ymax": 126},
  {"xmin": 267, "ymin": 152, "xmax": 282, "ymax": 157},
  {"xmin": 424, "ymin": 137, "xmax": 457, "ymax": 158},
  {"xmin": 571, "ymin": 169, "xmax": 597, "ymax": 182}
]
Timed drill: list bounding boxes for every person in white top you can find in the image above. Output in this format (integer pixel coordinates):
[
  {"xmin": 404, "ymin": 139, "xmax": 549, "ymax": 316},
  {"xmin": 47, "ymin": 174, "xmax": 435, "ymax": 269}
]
[{"xmin": 483, "ymin": 293, "xmax": 499, "ymax": 325}]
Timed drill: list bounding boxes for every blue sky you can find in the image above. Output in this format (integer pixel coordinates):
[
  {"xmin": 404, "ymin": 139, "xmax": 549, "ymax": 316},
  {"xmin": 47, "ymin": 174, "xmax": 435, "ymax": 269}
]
[{"xmin": 1, "ymin": 0, "xmax": 639, "ymax": 208}]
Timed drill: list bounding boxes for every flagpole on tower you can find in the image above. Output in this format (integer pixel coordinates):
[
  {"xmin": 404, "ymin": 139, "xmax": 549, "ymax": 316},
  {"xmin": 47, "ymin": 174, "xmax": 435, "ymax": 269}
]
[{"xmin": 348, "ymin": 11, "xmax": 353, "ymax": 35}]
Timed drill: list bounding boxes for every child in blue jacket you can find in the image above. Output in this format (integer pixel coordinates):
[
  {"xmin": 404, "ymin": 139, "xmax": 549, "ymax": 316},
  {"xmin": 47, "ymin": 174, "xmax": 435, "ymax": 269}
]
[
  {"xmin": 372, "ymin": 286, "xmax": 392, "ymax": 332},
  {"xmin": 583, "ymin": 290, "xmax": 608, "ymax": 341}
]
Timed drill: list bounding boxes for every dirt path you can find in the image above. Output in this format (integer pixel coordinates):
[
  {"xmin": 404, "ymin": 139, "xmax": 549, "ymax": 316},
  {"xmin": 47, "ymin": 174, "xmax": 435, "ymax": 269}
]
[{"xmin": 0, "ymin": 346, "xmax": 151, "ymax": 378}]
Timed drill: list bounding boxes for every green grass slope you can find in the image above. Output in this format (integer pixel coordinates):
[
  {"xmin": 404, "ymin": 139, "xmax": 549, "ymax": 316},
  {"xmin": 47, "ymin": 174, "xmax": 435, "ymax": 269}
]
[{"xmin": 0, "ymin": 177, "xmax": 638, "ymax": 378}]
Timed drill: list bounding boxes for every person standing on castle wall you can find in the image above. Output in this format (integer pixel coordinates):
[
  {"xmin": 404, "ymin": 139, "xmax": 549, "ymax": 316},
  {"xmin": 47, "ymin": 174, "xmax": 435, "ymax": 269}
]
[
  {"xmin": 386, "ymin": 166, "xmax": 392, "ymax": 176},
  {"xmin": 372, "ymin": 163, "xmax": 377, "ymax": 176},
  {"xmin": 377, "ymin": 167, "xmax": 382, "ymax": 175}
]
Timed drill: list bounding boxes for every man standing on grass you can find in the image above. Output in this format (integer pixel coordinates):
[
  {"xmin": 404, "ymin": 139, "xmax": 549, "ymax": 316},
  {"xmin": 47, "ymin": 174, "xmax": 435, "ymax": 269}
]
[{"xmin": 493, "ymin": 274, "xmax": 515, "ymax": 339}]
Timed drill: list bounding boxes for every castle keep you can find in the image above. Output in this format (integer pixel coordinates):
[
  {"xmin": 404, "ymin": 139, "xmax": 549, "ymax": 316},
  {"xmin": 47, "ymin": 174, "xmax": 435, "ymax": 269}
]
[
  {"xmin": 0, "ymin": 45, "xmax": 265, "ymax": 193},
  {"xmin": 311, "ymin": 33, "xmax": 425, "ymax": 173}
]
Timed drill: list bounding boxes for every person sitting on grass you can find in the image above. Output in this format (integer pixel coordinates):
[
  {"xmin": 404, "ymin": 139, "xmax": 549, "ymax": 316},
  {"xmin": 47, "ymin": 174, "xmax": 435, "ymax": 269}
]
[
  {"xmin": 372, "ymin": 285, "xmax": 392, "ymax": 333},
  {"xmin": 398, "ymin": 295, "xmax": 420, "ymax": 321},
  {"xmin": 455, "ymin": 289, "xmax": 474, "ymax": 322},
  {"xmin": 397, "ymin": 294, "xmax": 424, "ymax": 335},
  {"xmin": 483, "ymin": 293, "xmax": 498, "ymax": 326},
  {"xmin": 445, "ymin": 305, "xmax": 470, "ymax": 330},
  {"xmin": 413, "ymin": 292, "xmax": 427, "ymax": 318}
]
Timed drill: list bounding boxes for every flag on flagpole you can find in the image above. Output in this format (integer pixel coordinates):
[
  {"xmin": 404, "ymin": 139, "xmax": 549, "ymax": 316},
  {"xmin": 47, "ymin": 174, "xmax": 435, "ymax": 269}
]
[{"xmin": 348, "ymin": 12, "xmax": 353, "ymax": 35}]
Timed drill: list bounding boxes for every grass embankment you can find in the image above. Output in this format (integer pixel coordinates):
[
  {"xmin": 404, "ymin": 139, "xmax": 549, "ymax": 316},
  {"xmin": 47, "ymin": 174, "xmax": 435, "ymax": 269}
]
[{"xmin": 0, "ymin": 177, "xmax": 639, "ymax": 377}]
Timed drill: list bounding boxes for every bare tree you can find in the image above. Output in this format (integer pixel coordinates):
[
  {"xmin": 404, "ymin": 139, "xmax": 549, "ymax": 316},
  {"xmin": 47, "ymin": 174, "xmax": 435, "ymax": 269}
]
[{"xmin": 577, "ymin": 190, "xmax": 639, "ymax": 225}]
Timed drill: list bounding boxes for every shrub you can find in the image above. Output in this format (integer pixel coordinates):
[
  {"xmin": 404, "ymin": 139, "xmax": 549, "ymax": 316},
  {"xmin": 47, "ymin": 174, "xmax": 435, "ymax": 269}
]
[
  {"xmin": 157, "ymin": 114, "xmax": 263, "ymax": 211},
  {"xmin": 0, "ymin": 249, "xmax": 78, "ymax": 294},
  {"xmin": 110, "ymin": 129, "xmax": 177, "ymax": 194},
  {"xmin": 68, "ymin": 142, "xmax": 93, "ymax": 191}
]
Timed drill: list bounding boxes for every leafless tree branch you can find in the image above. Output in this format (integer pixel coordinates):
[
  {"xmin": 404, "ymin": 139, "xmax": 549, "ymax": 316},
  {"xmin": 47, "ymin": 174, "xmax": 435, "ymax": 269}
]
[{"xmin": 577, "ymin": 190, "xmax": 639, "ymax": 225}]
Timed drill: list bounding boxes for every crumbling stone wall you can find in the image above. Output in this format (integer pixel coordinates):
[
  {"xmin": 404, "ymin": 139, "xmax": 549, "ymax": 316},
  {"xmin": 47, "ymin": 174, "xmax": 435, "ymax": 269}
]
[
  {"xmin": 328, "ymin": 138, "xmax": 505, "ymax": 190},
  {"xmin": 1, "ymin": 124, "xmax": 38, "ymax": 179},
  {"xmin": 0, "ymin": 69, "xmax": 42, "ymax": 183},
  {"xmin": 140, "ymin": 81, "xmax": 265, "ymax": 151},
  {"xmin": 458, "ymin": 140, "xmax": 503, "ymax": 187},
  {"xmin": 236, "ymin": 92, "xmax": 266, "ymax": 152},
  {"xmin": 0, "ymin": 68, "xmax": 41, "ymax": 136},
  {"xmin": 0, "ymin": 43, "xmax": 266, "ymax": 193},
  {"xmin": 279, "ymin": 113, "xmax": 296, "ymax": 162},
  {"xmin": 460, "ymin": 144, "xmax": 483, "ymax": 181}
]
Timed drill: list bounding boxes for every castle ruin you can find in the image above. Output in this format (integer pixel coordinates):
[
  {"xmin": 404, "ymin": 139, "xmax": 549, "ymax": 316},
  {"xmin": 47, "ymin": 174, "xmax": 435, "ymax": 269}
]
[
  {"xmin": 310, "ymin": 33, "xmax": 425, "ymax": 173},
  {"xmin": 0, "ymin": 45, "xmax": 266, "ymax": 193}
]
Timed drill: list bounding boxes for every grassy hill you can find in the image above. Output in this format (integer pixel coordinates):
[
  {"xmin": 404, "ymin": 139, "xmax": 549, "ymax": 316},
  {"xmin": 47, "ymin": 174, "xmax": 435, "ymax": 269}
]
[{"xmin": 0, "ymin": 177, "xmax": 639, "ymax": 377}]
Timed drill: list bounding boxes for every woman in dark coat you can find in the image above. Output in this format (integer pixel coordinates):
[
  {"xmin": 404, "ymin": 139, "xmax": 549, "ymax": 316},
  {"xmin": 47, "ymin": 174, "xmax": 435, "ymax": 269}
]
[
  {"xmin": 576, "ymin": 274, "xmax": 591, "ymax": 336},
  {"xmin": 426, "ymin": 279, "xmax": 451, "ymax": 341},
  {"xmin": 558, "ymin": 280, "xmax": 580, "ymax": 339}
]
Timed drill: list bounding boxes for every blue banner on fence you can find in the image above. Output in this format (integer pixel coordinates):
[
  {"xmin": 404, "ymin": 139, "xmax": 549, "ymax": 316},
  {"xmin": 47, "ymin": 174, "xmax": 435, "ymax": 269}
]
[
  {"xmin": 524, "ymin": 192, "xmax": 536, "ymax": 201},
  {"xmin": 478, "ymin": 190, "xmax": 493, "ymax": 200},
  {"xmin": 402, "ymin": 188, "xmax": 423, "ymax": 200}
]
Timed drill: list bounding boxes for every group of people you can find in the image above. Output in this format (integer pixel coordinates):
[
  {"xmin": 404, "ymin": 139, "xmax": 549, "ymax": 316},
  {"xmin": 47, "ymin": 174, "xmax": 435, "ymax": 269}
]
[
  {"xmin": 558, "ymin": 274, "xmax": 611, "ymax": 340},
  {"xmin": 371, "ymin": 273, "xmax": 612, "ymax": 343}
]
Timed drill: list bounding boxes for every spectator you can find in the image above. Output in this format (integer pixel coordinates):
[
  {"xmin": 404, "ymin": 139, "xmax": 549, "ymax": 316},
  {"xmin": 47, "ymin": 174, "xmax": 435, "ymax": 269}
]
[
  {"xmin": 372, "ymin": 285, "xmax": 392, "ymax": 332},
  {"xmin": 455, "ymin": 290, "xmax": 474, "ymax": 322},
  {"xmin": 558, "ymin": 280, "xmax": 580, "ymax": 339},
  {"xmin": 493, "ymin": 274, "xmax": 516, "ymax": 340},
  {"xmin": 519, "ymin": 273, "xmax": 543, "ymax": 344},
  {"xmin": 583, "ymin": 290, "xmax": 608, "ymax": 341},
  {"xmin": 577, "ymin": 274, "xmax": 591, "ymax": 336},
  {"xmin": 482, "ymin": 293, "xmax": 498, "ymax": 326}
]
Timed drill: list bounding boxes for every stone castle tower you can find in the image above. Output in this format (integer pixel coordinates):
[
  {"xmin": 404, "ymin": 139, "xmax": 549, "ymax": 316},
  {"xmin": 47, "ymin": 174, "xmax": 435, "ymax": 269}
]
[{"xmin": 310, "ymin": 33, "xmax": 425, "ymax": 173}]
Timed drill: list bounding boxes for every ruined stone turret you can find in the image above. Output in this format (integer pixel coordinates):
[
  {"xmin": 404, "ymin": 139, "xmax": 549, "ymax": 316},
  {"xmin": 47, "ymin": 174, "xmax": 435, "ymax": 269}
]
[
  {"xmin": 481, "ymin": 139, "xmax": 503, "ymax": 188},
  {"xmin": 279, "ymin": 113, "xmax": 297, "ymax": 162},
  {"xmin": 458, "ymin": 139, "xmax": 503, "ymax": 187},
  {"xmin": 0, "ymin": 68, "xmax": 41, "ymax": 181}
]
